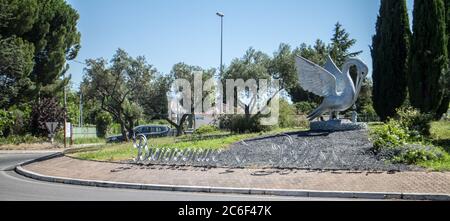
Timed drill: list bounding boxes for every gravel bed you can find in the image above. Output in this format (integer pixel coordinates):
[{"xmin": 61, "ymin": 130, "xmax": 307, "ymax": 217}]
[{"xmin": 133, "ymin": 130, "xmax": 422, "ymax": 171}]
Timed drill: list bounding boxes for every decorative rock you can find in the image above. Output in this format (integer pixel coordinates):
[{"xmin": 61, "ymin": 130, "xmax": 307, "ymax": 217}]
[{"xmin": 310, "ymin": 119, "xmax": 367, "ymax": 132}]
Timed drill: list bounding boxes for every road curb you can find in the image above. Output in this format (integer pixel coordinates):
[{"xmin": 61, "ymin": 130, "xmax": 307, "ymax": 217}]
[
  {"xmin": 19, "ymin": 152, "xmax": 64, "ymax": 166},
  {"xmin": 14, "ymin": 154, "xmax": 450, "ymax": 201}
]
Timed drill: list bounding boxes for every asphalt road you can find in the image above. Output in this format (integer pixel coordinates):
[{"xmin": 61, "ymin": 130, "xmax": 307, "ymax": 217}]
[{"xmin": 0, "ymin": 152, "xmax": 366, "ymax": 201}]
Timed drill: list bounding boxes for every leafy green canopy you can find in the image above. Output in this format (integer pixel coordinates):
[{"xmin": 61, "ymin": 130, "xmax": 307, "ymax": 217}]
[
  {"xmin": 0, "ymin": 0, "xmax": 81, "ymax": 107},
  {"xmin": 82, "ymin": 49, "xmax": 165, "ymax": 141},
  {"xmin": 0, "ymin": 36, "xmax": 35, "ymax": 108}
]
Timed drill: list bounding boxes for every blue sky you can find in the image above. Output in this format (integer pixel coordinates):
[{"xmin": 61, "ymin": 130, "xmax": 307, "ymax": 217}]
[{"xmin": 66, "ymin": 0, "xmax": 415, "ymax": 89}]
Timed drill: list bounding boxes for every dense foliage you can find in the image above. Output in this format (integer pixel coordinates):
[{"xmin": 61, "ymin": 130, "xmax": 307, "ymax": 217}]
[
  {"xmin": 396, "ymin": 106, "xmax": 433, "ymax": 137},
  {"xmin": 29, "ymin": 97, "xmax": 65, "ymax": 136},
  {"xmin": 82, "ymin": 49, "xmax": 160, "ymax": 141},
  {"xmin": 0, "ymin": 0, "xmax": 81, "ymax": 103},
  {"xmin": 370, "ymin": 107, "xmax": 443, "ymax": 165},
  {"xmin": 278, "ymin": 99, "xmax": 309, "ymax": 128},
  {"xmin": 409, "ymin": 0, "xmax": 448, "ymax": 119},
  {"xmin": 193, "ymin": 125, "xmax": 220, "ymax": 135},
  {"xmin": 0, "ymin": 0, "xmax": 80, "ymax": 142},
  {"xmin": 95, "ymin": 111, "xmax": 112, "ymax": 138},
  {"xmin": 218, "ymin": 114, "xmax": 272, "ymax": 134},
  {"xmin": 436, "ymin": 0, "xmax": 450, "ymax": 119},
  {"xmin": 372, "ymin": 0, "xmax": 411, "ymax": 121},
  {"xmin": 371, "ymin": 120, "xmax": 409, "ymax": 152},
  {"xmin": 0, "ymin": 37, "xmax": 35, "ymax": 108}
]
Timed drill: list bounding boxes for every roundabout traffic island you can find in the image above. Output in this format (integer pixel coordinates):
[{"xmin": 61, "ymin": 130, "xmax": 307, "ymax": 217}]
[
  {"xmin": 13, "ymin": 127, "xmax": 450, "ymax": 201},
  {"xmin": 16, "ymin": 150, "xmax": 450, "ymax": 200},
  {"xmin": 130, "ymin": 128, "xmax": 419, "ymax": 172}
]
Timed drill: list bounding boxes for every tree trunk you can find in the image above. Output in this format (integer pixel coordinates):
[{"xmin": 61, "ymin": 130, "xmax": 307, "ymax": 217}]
[
  {"xmin": 126, "ymin": 118, "xmax": 135, "ymax": 139},
  {"xmin": 119, "ymin": 121, "xmax": 128, "ymax": 142},
  {"xmin": 165, "ymin": 114, "xmax": 189, "ymax": 137}
]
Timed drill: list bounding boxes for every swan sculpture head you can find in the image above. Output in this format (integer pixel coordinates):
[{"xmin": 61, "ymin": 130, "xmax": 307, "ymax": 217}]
[
  {"xmin": 341, "ymin": 58, "xmax": 369, "ymax": 101},
  {"xmin": 295, "ymin": 55, "xmax": 369, "ymax": 121}
]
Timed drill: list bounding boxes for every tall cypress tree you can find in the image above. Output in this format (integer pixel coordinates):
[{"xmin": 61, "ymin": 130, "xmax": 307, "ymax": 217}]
[
  {"xmin": 409, "ymin": 0, "xmax": 448, "ymax": 117},
  {"xmin": 371, "ymin": 0, "xmax": 411, "ymax": 121},
  {"xmin": 436, "ymin": 0, "xmax": 450, "ymax": 118}
]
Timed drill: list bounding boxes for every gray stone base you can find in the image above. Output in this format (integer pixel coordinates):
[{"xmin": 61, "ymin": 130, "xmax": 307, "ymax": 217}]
[{"xmin": 310, "ymin": 119, "xmax": 367, "ymax": 132}]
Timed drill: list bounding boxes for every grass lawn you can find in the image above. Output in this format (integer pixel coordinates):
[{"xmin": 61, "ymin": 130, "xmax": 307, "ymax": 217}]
[
  {"xmin": 418, "ymin": 121, "xmax": 450, "ymax": 171},
  {"xmin": 71, "ymin": 137, "xmax": 106, "ymax": 145},
  {"xmin": 68, "ymin": 127, "xmax": 305, "ymax": 162}
]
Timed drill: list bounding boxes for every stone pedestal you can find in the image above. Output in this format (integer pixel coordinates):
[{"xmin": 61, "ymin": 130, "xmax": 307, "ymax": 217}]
[{"xmin": 310, "ymin": 119, "xmax": 367, "ymax": 132}]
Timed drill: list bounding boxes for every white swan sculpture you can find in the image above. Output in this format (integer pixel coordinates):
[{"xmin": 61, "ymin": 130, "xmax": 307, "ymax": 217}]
[{"xmin": 295, "ymin": 55, "xmax": 368, "ymax": 121}]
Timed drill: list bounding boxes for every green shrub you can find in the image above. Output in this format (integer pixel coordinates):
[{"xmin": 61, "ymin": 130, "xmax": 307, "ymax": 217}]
[
  {"xmin": 279, "ymin": 99, "xmax": 297, "ymax": 128},
  {"xmin": 291, "ymin": 115, "xmax": 310, "ymax": 129},
  {"xmin": 0, "ymin": 110, "xmax": 13, "ymax": 137},
  {"xmin": 371, "ymin": 119, "xmax": 409, "ymax": 152},
  {"xmin": 360, "ymin": 103, "xmax": 377, "ymax": 116},
  {"xmin": 95, "ymin": 111, "xmax": 112, "ymax": 138},
  {"xmin": 294, "ymin": 102, "xmax": 316, "ymax": 114},
  {"xmin": 108, "ymin": 123, "xmax": 122, "ymax": 135},
  {"xmin": 218, "ymin": 114, "xmax": 272, "ymax": 134},
  {"xmin": 0, "ymin": 104, "xmax": 33, "ymax": 136},
  {"xmin": 9, "ymin": 109, "xmax": 28, "ymax": 135},
  {"xmin": 0, "ymin": 134, "xmax": 46, "ymax": 145},
  {"xmin": 194, "ymin": 125, "xmax": 219, "ymax": 135},
  {"xmin": 370, "ymin": 115, "xmax": 445, "ymax": 166},
  {"xmin": 392, "ymin": 145, "xmax": 444, "ymax": 164},
  {"xmin": 396, "ymin": 106, "xmax": 432, "ymax": 137}
]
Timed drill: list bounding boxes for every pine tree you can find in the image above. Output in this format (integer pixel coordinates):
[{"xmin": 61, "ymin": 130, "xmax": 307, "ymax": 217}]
[
  {"xmin": 329, "ymin": 22, "xmax": 362, "ymax": 67},
  {"xmin": 0, "ymin": 0, "xmax": 81, "ymax": 100},
  {"xmin": 371, "ymin": 0, "xmax": 411, "ymax": 121},
  {"xmin": 409, "ymin": 0, "xmax": 448, "ymax": 118}
]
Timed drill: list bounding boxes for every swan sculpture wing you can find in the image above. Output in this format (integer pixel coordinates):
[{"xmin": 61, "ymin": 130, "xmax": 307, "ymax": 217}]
[
  {"xmin": 323, "ymin": 55, "xmax": 346, "ymax": 94},
  {"xmin": 295, "ymin": 56, "xmax": 337, "ymax": 97}
]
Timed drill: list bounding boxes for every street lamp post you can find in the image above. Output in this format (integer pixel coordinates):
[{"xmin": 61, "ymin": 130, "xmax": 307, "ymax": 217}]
[
  {"xmin": 216, "ymin": 12, "xmax": 224, "ymax": 76},
  {"xmin": 63, "ymin": 72, "xmax": 67, "ymax": 148},
  {"xmin": 79, "ymin": 88, "xmax": 83, "ymax": 128}
]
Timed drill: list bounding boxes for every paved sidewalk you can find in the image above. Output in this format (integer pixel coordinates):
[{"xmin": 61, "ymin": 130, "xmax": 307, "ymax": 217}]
[{"xmin": 22, "ymin": 156, "xmax": 450, "ymax": 195}]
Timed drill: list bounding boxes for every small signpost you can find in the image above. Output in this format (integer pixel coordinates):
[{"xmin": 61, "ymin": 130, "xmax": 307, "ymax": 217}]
[
  {"xmin": 65, "ymin": 122, "xmax": 71, "ymax": 138},
  {"xmin": 45, "ymin": 122, "xmax": 59, "ymax": 144},
  {"xmin": 65, "ymin": 122, "xmax": 73, "ymax": 146}
]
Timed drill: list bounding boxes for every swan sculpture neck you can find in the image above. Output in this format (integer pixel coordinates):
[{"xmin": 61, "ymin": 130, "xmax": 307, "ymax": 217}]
[
  {"xmin": 340, "ymin": 61, "xmax": 357, "ymax": 99},
  {"xmin": 341, "ymin": 59, "xmax": 367, "ymax": 103}
]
